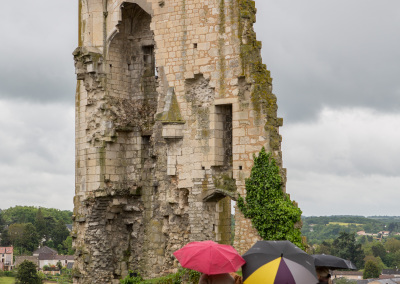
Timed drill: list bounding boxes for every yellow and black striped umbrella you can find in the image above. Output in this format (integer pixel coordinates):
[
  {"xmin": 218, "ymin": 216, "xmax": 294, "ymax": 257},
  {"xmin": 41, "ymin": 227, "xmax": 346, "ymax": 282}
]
[{"xmin": 242, "ymin": 241, "xmax": 318, "ymax": 284}]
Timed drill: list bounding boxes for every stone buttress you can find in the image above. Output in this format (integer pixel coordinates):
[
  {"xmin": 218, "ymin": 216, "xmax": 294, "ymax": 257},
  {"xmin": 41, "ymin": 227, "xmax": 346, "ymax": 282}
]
[{"xmin": 73, "ymin": 0, "xmax": 285, "ymax": 282}]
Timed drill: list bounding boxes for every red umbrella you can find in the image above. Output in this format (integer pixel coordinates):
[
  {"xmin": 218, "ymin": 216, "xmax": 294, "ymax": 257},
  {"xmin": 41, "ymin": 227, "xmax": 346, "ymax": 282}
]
[{"xmin": 173, "ymin": 240, "xmax": 245, "ymax": 275}]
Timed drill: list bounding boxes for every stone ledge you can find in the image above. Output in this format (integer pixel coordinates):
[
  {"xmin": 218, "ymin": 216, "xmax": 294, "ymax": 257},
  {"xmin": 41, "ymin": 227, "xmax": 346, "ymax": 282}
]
[{"xmin": 162, "ymin": 124, "xmax": 185, "ymax": 139}]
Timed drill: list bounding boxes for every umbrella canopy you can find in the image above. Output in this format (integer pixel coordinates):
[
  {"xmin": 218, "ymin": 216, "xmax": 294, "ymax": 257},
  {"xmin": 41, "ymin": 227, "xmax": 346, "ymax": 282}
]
[
  {"xmin": 312, "ymin": 254, "xmax": 357, "ymax": 270},
  {"xmin": 173, "ymin": 240, "xmax": 245, "ymax": 275},
  {"xmin": 242, "ymin": 240, "xmax": 318, "ymax": 284}
]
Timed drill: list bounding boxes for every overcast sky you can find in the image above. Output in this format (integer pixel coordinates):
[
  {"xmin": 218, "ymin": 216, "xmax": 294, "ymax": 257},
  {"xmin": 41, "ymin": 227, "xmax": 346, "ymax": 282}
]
[{"xmin": 0, "ymin": 1, "xmax": 399, "ymax": 216}]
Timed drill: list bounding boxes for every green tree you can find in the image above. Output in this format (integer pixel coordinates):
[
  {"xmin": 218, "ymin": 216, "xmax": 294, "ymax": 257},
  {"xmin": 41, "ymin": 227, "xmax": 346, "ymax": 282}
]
[
  {"xmin": 43, "ymin": 216, "xmax": 56, "ymax": 245},
  {"xmin": 363, "ymin": 259, "xmax": 380, "ymax": 279},
  {"xmin": 35, "ymin": 208, "xmax": 46, "ymax": 244},
  {"xmin": 9, "ymin": 223, "xmax": 39, "ymax": 253},
  {"xmin": 8, "ymin": 223, "xmax": 26, "ymax": 248},
  {"xmin": 0, "ymin": 211, "xmax": 5, "ymax": 230},
  {"xmin": 42, "ymin": 208, "xmax": 72, "ymax": 224},
  {"xmin": 390, "ymin": 250, "xmax": 400, "ymax": 268},
  {"xmin": 21, "ymin": 223, "xmax": 39, "ymax": 252},
  {"xmin": 237, "ymin": 148, "xmax": 303, "ymax": 248},
  {"xmin": 2, "ymin": 206, "xmax": 37, "ymax": 224},
  {"xmin": 371, "ymin": 242, "xmax": 386, "ymax": 259},
  {"xmin": 332, "ymin": 232, "xmax": 365, "ymax": 269},
  {"xmin": 59, "ymin": 236, "xmax": 75, "ymax": 255},
  {"xmin": 2, "ymin": 206, "xmax": 72, "ymax": 227},
  {"xmin": 51, "ymin": 219, "xmax": 70, "ymax": 249},
  {"xmin": 16, "ymin": 260, "xmax": 42, "ymax": 284},
  {"xmin": 385, "ymin": 238, "xmax": 400, "ymax": 253},
  {"xmin": 359, "ymin": 235, "xmax": 367, "ymax": 244},
  {"xmin": 388, "ymin": 222, "xmax": 398, "ymax": 234},
  {"xmin": 0, "ymin": 228, "xmax": 11, "ymax": 246},
  {"xmin": 364, "ymin": 255, "xmax": 385, "ymax": 272},
  {"xmin": 315, "ymin": 241, "xmax": 333, "ymax": 255}
]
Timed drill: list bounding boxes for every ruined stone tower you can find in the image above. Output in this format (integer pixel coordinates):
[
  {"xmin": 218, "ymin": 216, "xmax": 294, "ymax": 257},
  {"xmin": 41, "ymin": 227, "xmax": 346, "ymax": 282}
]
[{"xmin": 73, "ymin": 0, "xmax": 285, "ymax": 282}]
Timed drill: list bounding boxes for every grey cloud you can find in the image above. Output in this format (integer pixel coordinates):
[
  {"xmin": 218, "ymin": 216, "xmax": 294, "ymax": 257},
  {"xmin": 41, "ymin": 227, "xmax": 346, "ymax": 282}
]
[
  {"xmin": 0, "ymin": 100, "xmax": 74, "ymax": 183},
  {"xmin": 255, "ymin": 0, "xmax": 400, "ymax": 122},
  {"xmin": 281, "ymin": 108, "xmax": 400, "ymax": 178},
  {"xmin": 287, "ymin": 170, "xmax": 400, "ymax": 216},
  {"xmin": 0, "ymin": 101, "xmax": 75, "ymax": 211},
  {"xmin": 0, "ymin": 163, "xmax": 74, "ymax": 210},
  {"xmin": 0, "ymin": 1, "xmax": 77, "ymax": 103}
]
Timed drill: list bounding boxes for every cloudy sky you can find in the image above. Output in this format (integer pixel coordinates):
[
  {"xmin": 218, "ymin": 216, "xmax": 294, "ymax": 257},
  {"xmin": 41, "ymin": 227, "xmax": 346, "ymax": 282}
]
[{"xmin": 0, "ymin": 1, "xmax": 399, "ymax": 216}]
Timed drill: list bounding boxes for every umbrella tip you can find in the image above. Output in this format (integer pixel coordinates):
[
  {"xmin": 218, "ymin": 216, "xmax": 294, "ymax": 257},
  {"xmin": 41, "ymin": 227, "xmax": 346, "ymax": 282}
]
[{"xmin": 281, "ymin": 253, "xmax": 283, "ymax": 257}]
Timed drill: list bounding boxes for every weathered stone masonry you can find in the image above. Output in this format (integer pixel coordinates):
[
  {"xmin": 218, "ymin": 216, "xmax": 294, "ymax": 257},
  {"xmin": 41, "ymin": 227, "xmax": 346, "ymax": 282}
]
[{"xmin": 73, "ymin": 0, "xmax": 286, "ymax": 282}]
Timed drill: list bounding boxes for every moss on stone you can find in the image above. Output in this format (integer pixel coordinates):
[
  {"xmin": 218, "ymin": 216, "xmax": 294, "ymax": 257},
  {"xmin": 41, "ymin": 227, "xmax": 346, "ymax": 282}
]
[
  {"xmin": 156, "ymin": 91, "xmax": 185, "ymax": 123},
  {"xmin": 218, "ymin": 38, "xmax": 226, "ymax": 98},
  {"xmin": 201, "ymin": 129, "xmax": 210, "ymax": 138},
  {"xmin": 219, "ymin": 0, "xmax": 226, "ymax": 33},
  {"xmin": 217, "ymin": 198, "xmax": 232, "ymax": 245},
  {"xmin": 202, "ymin": 174, "xmax": 209, "ymax": 191},
  {"xmin": 197, "ymin": 107, "xmax": 209, "ymax": 126},
  {"xmin": 213, "ymin": 174, "xmax": 236, "ymax": 192},
  {"xmin": 76, "ymin": 80, "xmax": 81, "ymax": 108},
  {"xmin": 238, "ymin": 0, "xmax": 281, "ymax": 152}
]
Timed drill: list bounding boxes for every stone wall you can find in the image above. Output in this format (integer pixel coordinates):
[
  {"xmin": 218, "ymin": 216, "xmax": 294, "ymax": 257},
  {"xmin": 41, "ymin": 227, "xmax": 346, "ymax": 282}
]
[{"xmin": 73, "ymin": 0, "xmax": 285, "ymax": 282}]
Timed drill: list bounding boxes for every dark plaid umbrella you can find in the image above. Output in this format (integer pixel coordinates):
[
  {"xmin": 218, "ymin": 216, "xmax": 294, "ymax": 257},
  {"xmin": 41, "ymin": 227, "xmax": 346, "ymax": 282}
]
[
  {"xmin": 242, "ymin": 240, "xmax": 318, "ymax": 284},
  {"xmin": 312, "ymin": 254, "xmax": 357, "ymax": 270}
]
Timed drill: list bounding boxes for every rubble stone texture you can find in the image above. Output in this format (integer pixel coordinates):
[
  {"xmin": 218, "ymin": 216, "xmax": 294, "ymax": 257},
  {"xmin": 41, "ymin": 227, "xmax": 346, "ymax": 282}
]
[{"xmin": 73, "ymin": 0, "xmax": 286, "ymax": 282}]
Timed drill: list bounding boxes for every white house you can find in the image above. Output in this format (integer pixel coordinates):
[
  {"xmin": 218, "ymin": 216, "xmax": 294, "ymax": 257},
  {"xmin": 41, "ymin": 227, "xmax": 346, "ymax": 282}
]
[{"xmin": 0, "ymin": 247, "xmax": 14, "ymax": 271}]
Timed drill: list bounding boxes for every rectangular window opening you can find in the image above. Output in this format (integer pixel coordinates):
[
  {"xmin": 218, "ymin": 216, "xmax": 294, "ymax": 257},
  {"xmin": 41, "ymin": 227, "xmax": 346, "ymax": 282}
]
[{"xmin": 142, "ymin": 45, "xmax": 155, "ymax": 77}]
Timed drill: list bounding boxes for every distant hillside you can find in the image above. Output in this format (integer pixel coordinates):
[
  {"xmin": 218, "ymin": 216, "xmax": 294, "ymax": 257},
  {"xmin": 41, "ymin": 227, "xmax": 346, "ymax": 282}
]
[
  {"xmin": 0, "ymin": 206, "xmax": 74, "ymax": 255},
  {"xmin": 0, "ymin": 205, "xmax": 73, "ymax": 226},
  {"xmin": 302, "ymin": 215, "xmax": 400, "ymax": 244}
]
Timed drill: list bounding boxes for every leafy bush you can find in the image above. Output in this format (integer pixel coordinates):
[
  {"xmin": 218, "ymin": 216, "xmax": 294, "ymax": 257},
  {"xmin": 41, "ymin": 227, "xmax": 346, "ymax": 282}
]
[
  {"xmin": 363, "ymin": 259, "xmax": 380, "ymax": 279},
  {"xmin": 16, "ymin": 260, "xmax": 43, "ymax": 284},
  {"xmin": 120, "ymin": 271, "xmax": 143, "ymax": 284},
  {"xmin": 3, "ymin": 270, "xmax": 16, "ymax": 277},
  {"xmin": 38, "ymin": 269, "xmax": 72, "ymax": 284},
  {"xmin": 334, "ymin": 279, "xmax": 356, "ymax": 284},
  {"xmin": 43, "ymin": 264, "xmax": 59, "ymax": 271},
  {"xmin": 120, "ymin": 268, "xmax": 200, "ymax": 284}
]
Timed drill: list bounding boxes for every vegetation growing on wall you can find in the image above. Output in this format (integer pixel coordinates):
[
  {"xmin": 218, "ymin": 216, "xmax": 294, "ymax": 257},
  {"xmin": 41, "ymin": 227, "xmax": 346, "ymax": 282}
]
[
  {"xmin": 238, "ymin": 0, "xmax": 273, "ymax": 112},
  {"xmin": 238, "ymin": 0, "xmax": 282, "ymax": 151},
  {"xmin": 237, "ymin": 147, "xmax": 304, "ymax": 248}
]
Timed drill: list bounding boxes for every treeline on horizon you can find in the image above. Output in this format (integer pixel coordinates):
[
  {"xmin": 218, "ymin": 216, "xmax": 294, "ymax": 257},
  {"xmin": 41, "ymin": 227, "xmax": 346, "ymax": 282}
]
[
  {"xmin": 303, "ymin": 216, "xmax": 400, "ymax": 276},
  {"xmin": 303, "ymin": 215, "xmax": 400, "ymax": 223},
  {"xmin": 0, "ymin": 205, "xmax": 73, "ymax": 256},
  {"xmin": 302, "ymin": 215, "xmax": 400, "ymax": 245}
]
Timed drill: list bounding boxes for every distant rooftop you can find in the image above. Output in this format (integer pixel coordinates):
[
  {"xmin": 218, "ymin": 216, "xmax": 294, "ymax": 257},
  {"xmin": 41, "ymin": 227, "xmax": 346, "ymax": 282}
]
[
  {"xmin": 33, "ymin": 246, "xmax": 57, "ymax": 256},
  {"xmin": 0, "ymin": 247, "xmax": 13, "ymax": 254}
]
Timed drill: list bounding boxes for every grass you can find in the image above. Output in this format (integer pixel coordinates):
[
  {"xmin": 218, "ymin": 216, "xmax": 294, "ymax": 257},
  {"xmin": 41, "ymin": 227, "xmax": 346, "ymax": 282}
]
[
  {"xmin": 0, "ymin": 277, "xmax": 59, "ymax": 284},
  {"xmin": 0, "ymin": 277, "xmax": 15, "ymax": 284},
  {"xmin": 329, "ymin": 222, "xmax": 363, "ymax": 226}
]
